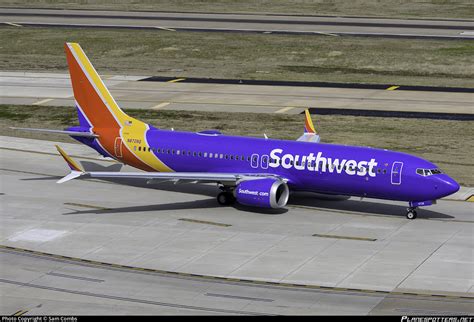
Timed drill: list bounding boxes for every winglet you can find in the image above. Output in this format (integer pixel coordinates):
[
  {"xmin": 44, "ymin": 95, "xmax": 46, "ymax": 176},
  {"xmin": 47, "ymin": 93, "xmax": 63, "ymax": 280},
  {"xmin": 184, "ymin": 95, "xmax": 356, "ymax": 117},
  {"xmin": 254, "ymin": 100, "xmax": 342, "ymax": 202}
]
[
  {"xmin": 56, "ymin": 171, "xmax": 84, "ymax": 184},
  {"xmin": 55, "ymin": 145, "xmax": 83, "ymax": 172},
  {"xmin": 304, "ymin": 109, "xmax": 317, "ymax": 134},
  {"xmin": 297, "ymin": 109, "xmax": 320, "ymax": 143}
]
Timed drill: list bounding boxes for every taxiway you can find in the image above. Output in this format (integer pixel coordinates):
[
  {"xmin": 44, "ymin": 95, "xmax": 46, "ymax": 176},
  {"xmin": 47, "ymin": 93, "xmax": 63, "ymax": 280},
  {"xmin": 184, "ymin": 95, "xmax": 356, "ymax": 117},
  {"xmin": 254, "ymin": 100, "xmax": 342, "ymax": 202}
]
[{"xmin": 0, "ymin": 136, "xmax": 473, "ymax": 315}]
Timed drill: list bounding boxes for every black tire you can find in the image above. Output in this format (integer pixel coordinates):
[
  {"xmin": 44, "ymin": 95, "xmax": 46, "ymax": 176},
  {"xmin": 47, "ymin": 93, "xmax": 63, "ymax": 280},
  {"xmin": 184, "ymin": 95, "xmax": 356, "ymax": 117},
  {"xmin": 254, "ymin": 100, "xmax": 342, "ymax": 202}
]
[
  {"xmin": 406, "ymin": 210, "xmax": 417, "ymax": 220},
  {"xmin": 217, "ymin": 192, "xmax": 235, "ymax": 206},
  {"xmin": 217, "ymin": 192, "xmax": 229, "ymax": 205}
]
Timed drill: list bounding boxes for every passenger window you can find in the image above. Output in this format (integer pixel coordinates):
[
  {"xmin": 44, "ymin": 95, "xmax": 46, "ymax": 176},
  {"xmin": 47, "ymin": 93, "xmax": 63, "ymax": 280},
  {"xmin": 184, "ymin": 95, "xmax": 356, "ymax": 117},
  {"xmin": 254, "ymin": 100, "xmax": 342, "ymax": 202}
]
[
  {"xmin": 138, "ymin": 147, "xmax": 142, "ymax": 151},
  {"xmin": 220, "ymin": 154, "xmax": 223, "ymax": 159},
  {"xmin": 134, "ymin": 146, "xmax": 136, "ymax": 151},
  {"xmin": 383, "ymin": 169, "xmax": 387, "ymax": 174},
  {"xmin": 193, "ymin": 152, "xmax": 196, "ymax": 156},
  {"xmin": 209, "ymin": 153, "xmax": 213, "ymax": 158},
  {"xmin": 204, "ymin": 152, "xmax": 207, "ymax": 157},
  {"xmin": 199, "ymin": 152, "xmax": 202, "ymax": 157}
]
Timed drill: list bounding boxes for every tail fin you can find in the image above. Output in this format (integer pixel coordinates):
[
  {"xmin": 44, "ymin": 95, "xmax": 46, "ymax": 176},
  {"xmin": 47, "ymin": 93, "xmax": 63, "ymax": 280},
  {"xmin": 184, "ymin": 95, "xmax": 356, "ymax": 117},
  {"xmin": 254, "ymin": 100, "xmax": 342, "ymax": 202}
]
[{"xmin": 64, "ymin": 43, "xmax": 134, "ymax": 129}]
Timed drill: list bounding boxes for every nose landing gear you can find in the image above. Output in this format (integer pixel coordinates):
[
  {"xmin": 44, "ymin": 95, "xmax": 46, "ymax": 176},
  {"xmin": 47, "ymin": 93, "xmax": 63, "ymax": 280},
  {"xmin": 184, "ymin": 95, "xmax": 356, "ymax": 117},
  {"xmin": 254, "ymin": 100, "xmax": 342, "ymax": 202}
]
[{"xmin": 406, "ymin": 207, "xmax": 418, "ymax": 219}]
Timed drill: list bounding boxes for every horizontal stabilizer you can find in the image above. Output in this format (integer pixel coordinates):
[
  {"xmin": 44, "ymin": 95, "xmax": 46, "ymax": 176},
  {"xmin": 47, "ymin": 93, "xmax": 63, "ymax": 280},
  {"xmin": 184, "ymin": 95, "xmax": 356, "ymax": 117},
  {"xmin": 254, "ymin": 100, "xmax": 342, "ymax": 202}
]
[{"xmin": 10, "ymin": 127, "xmax": 98, "ymax": 138}]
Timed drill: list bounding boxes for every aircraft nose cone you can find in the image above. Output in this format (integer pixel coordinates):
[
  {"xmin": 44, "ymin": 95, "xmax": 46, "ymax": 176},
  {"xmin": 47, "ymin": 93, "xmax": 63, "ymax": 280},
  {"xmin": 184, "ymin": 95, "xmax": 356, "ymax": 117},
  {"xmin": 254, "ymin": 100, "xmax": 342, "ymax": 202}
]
[{"xmin": 436, "ymin": 175, "xmax": 460, "ymax": 198}]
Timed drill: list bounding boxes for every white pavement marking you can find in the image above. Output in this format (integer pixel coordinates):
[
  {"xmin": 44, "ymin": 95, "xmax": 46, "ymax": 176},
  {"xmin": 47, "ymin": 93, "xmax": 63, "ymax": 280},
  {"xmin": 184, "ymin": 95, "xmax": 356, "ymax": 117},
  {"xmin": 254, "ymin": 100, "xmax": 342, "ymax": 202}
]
[
  {"xmin": 32, "ymin": 98, "xmax": 54, "ymax": 105},
  {"xmin": 151, "ymin": 102, "xmax": 171, "ymax": 110},
  {"xmin": 155, "ymin": 26, "xmax": 176, "ymax": 32},
  {"xmin": 4, "ymin": 22, "xmax": 22, "ymax": 27},
  {"xmin": 9, "ymin": 229, "xmax": 67, "ymax": 242},
  {"xmin": 275, "ymin": 106, "xmax": 295, "ymax": 114},
  {"xmin": 314, "ymin": 31, "xmax": 339, "ymax": 37}
]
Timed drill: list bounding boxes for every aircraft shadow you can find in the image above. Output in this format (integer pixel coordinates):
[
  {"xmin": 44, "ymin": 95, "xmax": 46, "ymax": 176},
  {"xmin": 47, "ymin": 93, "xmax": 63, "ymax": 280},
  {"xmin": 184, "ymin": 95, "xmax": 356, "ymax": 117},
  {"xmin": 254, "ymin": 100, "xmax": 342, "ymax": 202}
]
[
  {"xmin": 63, "ymin": 196, "xmax": 287, "ymax": 216},
  {"xmin": 289, "ymin": 193, "xmax": 454, "ymax": 219},
  {"xmin": 17, "ymin": 164, "xmax": 450, "ymax": 219},
  {"xmin": 21, "ymin": 176, "xmax": 62, "ymax": 181},
  {"xmin": 99, "ymin": 178, "xmax": 220, "ymax": 198}
]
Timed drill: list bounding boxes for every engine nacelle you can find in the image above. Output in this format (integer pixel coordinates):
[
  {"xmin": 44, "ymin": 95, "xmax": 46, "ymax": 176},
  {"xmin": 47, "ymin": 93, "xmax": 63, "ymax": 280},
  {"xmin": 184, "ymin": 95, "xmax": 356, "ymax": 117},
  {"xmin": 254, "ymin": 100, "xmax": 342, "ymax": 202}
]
[{"xmin": 235, "ymin": 178, "xmax": 289, "ymax": 209}]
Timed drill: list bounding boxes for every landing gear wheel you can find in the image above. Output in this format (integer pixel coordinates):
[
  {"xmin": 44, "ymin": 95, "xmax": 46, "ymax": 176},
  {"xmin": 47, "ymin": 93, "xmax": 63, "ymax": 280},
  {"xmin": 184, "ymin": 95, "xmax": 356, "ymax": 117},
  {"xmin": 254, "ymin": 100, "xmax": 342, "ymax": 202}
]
[
  {"xmin": 406, "ymin": 208, "xmax": 417, "ymax": 220},
  {"xmin": 217, "ymin": 192, "xmax": 235, "ymax": 206}
]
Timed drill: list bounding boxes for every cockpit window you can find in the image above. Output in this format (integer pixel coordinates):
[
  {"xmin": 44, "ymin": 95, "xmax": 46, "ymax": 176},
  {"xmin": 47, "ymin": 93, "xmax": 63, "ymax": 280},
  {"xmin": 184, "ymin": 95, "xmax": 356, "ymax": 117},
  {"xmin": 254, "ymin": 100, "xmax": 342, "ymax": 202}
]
[{"xmin": 416, "ymin": 168, "xmax": 443, "ymax": 176}]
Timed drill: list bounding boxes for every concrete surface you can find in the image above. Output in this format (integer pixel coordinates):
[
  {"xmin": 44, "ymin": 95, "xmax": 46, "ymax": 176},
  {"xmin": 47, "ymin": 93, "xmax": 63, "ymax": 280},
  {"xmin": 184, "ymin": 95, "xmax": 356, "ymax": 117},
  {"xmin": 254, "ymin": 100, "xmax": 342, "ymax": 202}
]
[
  {"xmin": 1, "ymin": 8, "xmax": 473, "ymax": 39},
  {"xmin": 0, "ymin": 136, "xmax": 473, "ymax": 305},
  {"xmin": 2, "ymin": 250, "xmax": 473, "ymax": 315},
  {"xmin": 1, "ymin": 72, "xmax": 473, "ymax": 115}
]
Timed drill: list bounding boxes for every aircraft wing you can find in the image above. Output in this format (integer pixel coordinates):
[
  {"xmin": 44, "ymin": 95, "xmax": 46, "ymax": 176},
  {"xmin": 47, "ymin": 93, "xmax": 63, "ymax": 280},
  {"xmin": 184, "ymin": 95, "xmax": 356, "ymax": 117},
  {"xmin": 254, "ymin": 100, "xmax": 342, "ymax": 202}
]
[
  {"xmin": 55, "ymin": 145, "xmax": 285, "ymax": 184},
  {"xmin": 10, "ymin": 127, "xmax": 98, "ymax": 138},
  {"xmin": 297, "ymin": 109, "xmax": 320, "ymax": 143}
]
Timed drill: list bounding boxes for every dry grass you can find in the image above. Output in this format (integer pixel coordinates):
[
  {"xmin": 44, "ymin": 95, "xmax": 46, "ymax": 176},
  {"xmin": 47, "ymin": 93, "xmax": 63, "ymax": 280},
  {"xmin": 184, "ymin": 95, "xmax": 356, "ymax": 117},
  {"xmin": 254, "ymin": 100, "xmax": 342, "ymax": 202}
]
[
  {"xmin": 1, "ymin": 0, "xmax": 474, "ymax": 19},
  {"xmin": 1, "ymin": 104, "xmax": 473, "ymax": 186},
  {"xmin": 1, "ymin": 27, "xmax": 474, "ymax": 87}
]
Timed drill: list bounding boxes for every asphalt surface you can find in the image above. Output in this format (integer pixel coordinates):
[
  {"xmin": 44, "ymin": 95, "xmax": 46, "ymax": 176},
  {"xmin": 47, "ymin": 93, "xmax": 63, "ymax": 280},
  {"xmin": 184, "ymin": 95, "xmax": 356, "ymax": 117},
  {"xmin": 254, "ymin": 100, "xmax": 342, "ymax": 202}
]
[
  {"xmin": 1, "ymin": 72, "xmax": 473, "ymax": 116},
  {"xmin": 1, "ymin": 8, "xmax": 473, "ymax": 39},
  {"xmin": 0, "ymin": 136, "xmax": 473, "ymax": 315}
]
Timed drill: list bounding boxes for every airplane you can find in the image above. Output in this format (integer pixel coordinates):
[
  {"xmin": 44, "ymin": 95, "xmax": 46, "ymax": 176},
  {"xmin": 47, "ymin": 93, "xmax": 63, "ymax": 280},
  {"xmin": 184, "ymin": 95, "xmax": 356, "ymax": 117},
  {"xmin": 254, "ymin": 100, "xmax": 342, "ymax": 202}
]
[{"xmin": 12, "ymin": 43, "xmax": 460, "ymax": 220}]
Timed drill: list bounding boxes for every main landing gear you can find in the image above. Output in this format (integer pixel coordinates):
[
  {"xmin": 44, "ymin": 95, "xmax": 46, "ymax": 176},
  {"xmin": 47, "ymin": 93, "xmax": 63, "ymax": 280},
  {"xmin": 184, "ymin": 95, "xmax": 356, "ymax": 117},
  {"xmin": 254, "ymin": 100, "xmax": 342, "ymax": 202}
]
[
  {"xmin": 406, "ymin": 207, "xmax": 418, "ymax": 220},
  {"xmin": 217, "ymin": 191, "xmax": 236, "ymax": 206}
]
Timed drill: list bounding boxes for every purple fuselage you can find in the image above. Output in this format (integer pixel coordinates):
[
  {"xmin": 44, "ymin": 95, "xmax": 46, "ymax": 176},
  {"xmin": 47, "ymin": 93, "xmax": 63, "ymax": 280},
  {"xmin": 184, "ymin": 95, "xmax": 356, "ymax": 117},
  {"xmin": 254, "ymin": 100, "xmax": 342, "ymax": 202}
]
[{"xmin": 129, "ymin": 127, "xmax": 459, "ymax": 203}]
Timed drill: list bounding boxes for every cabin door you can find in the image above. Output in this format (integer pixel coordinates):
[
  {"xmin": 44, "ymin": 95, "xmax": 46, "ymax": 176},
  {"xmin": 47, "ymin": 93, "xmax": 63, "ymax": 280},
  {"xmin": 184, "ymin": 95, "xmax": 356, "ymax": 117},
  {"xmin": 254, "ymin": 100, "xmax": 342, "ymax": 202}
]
[
  {"xmin": 251, "ymin": 154, "xmax": 259, "ymax": 168},
  {"xmin": 391, "ymin": 161, "xmax": 403, "ymax": 185},
  {"xmin": 114, "ymin": 137, "xmax": 123, "ymax": 158},
  {"xmin": 260, "ymin": 155, "xmax": 269, "ymax": 169}
]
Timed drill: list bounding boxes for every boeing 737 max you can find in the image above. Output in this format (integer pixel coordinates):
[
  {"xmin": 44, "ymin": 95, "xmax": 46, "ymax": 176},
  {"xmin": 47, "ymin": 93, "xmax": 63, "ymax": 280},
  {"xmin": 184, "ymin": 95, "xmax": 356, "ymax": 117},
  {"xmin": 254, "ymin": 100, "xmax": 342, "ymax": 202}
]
[{"xmin": 12, "ymin": 43, "xmax": 460, "ymax": 219}]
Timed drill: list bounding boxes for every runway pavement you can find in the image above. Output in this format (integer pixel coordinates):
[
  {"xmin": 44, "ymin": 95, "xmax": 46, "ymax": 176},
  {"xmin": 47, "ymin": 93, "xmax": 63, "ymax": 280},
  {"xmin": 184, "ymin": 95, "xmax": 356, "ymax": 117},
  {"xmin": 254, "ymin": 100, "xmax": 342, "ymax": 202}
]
[
  {"xmin": 1, "ymin": 8, "xmax": 474, "ymax": 39},
  {"xmin": 0, "ymin": 136, "xmax": 473, "ymax": 315},
  {"xmin": 1, "ymin": 72, "xmax": 473, "ymax": 115}
]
